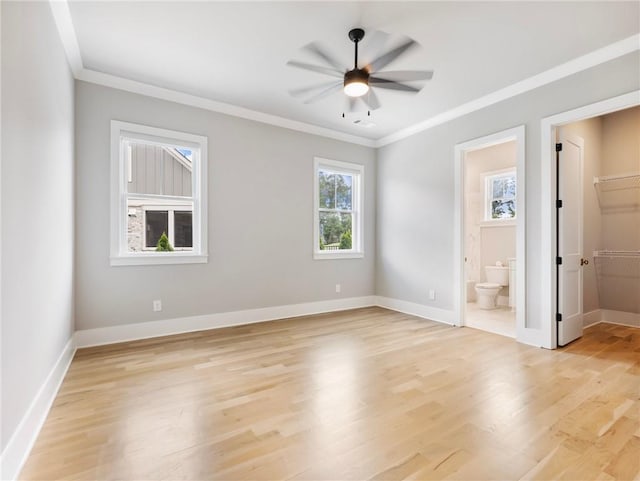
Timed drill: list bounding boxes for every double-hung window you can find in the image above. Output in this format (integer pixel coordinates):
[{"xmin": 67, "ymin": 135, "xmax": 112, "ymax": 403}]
[
  {"xmin": 314, "ymin": 157, "xmax": 363, "ymax": 259},
  {"xmin": 110, "ymin": 121, "xmax": 208, "ymax": 266},
  {"xmin": 485, "ymin": 169, "xmax": 516, "ymax": 221}
]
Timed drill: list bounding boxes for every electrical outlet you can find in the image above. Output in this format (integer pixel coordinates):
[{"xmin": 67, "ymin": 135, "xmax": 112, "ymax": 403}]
[
  {"xmin": 336, "ymin": 284, "xmax": 341, "ymax": 293},
  {"xmin": 153, "ymin": 300, "xmax": 162, "ymax": 312},
  {"xmin": 428, "ymin": 289, "xmax": 436, "ymax": 301}
]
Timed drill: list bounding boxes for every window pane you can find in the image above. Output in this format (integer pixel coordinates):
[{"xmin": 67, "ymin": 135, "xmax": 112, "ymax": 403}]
[
  {"xmin": 491, "ymin": 199, "xmax": 515, "ymax": 219},
  {"xmin": 145, "ymin": 211, "xmax": 169, "ymax": 248},
  {"xmin": 319, "ymin": 212, "xmax": 353, "ymax": 250},
  {"xmin": 127, "ymin": 141, "xmax": 193, "ymax": 197},
  {"xmin": 503, "ymin": 176, "xmax": 516, "ymax": 199},
  {"xmin": 335, "ymin": 174, "xmax": 353, "ymax": 210},
  {"xmin": 175, "ymin": 148, "xmax": 193, "ymax": 162},
  {"xmin": 318, "ymin": 171, "xmax": 335, "ymax": 209},
  {"xmin": 174, "ymin": 211, "xmax": 193, "ymax": 248},
  {"xmin": 126, "ymin": 201, "xmax": 144, "ymax": 252},
  {"xmin": 492, "ymin": 178, "xmax": 505, "ymax": 199}
]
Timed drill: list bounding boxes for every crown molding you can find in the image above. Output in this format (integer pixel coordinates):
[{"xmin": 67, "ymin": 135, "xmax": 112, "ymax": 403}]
[
  {"xmin": 76, "ymin": 69, "xmax": 377, "ymax": 147},
  {"xmin": 374, "ymin": 33, "xmax": 640, "ymax": 147},
  {"xmin": 48, "ymin": 0, "xmax": 83, "ymax": 77},
  {"xmin": 47, "ymin": 0, "xmax": 376, "ymax": 147},
  {"xmin": 49, "ymin": 0, "xmax": 639, "ymax": 149}
]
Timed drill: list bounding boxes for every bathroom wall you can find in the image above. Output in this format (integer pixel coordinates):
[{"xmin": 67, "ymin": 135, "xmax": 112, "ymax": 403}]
[{"xmin": 464, "ymin": 141, "xmax": 516, "ymax": 300}]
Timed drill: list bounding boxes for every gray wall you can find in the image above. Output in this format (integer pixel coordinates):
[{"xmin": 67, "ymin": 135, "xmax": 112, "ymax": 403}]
[
  {"xmin": 376, "ymin": 52, "xmax": 640, "ymax": 331},
  {"xmin": 598, "ymin": 107, "xmax": 640, "ymax": 314},
  {"xmin": 75, "ymin": 82, "xmax": 376, "ymax": 330},
  {"xmin": 1, "ymin": 1, "xmax": 75, "ymax": 450}
]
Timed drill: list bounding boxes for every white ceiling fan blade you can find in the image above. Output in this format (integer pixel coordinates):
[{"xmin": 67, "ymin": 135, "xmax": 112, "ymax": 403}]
[
  {"xmin": 372, "ymin": 70, "xmax": 434, "ymax": 82},
  {"xmin": 304, "ymin": 82, "xmax": 343, "ymax": 104},
  {"xmin": 289, "ymin": 81, "xmax": 343, "ymax": 98},
  {"xmin": 368, "ymin": 38, "xmax": 418, "ymax": 72},
  {"xmin": 303, "ymin": 42, "xmax": 346, "ymax": 72},
  {"xmin": 286, "ymin": 60, "xmax": 343, "ymax": 78}
]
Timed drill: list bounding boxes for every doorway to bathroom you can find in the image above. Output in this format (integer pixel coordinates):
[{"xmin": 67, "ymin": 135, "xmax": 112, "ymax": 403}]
[{"xmin": 454, "ymin": 126, "xmax": 526, "ymax": 340}]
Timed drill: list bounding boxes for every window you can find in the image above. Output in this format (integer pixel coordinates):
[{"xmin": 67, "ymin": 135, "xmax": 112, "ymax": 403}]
[
  {"xmin": 485, "ymin": 169, "xmax": 516, "ymax": 221},
  {"xmin": 111, "ymin": 121, "xmax": 207, "ymax": 266},
  {"xmin": 314, "ymin": 157, "xmax": 363, "ymax": 259},
  {"xmin": 142, "ymin": 208, "xmax": 192, "ymax": 249}
]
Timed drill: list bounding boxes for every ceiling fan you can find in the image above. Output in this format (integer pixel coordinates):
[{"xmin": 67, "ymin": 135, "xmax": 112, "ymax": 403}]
[{"xmin": 287, "ymin": 28, "xmax": 433, "ymax": 112}]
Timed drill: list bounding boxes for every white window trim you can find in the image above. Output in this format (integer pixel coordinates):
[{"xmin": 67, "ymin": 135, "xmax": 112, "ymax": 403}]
[
  {"xmin": 313, "ymin": 157, "xmax": 364, "ymax": 260},
  {"xmin": 483, "ymin": 167, "xmax": 517, "ymax": 223},
  {"xmin": 110, "ymin": 120, "xmax": 208, "ymax": 266}
]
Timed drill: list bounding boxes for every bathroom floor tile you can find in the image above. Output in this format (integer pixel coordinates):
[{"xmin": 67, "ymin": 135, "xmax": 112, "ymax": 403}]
[{"xmin": 465, "ymin": 302, "xmax": 516, "ymax": 338}]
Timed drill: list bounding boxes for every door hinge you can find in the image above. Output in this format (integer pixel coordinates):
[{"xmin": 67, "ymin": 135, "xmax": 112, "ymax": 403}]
[
  {"xmin": 556, "ymin": 256, "xmax": 563, "ymax": 265},
  {"xmin": 556, "ymin": 143, "xmax": 563, "ymax": 152},
  {"xmin": 556, "ymin": 199, "xmax": 563, "ymax": 208},
  {"xmin": 556, "ymin": 313, "xmax": 562, "ymax": 322}
]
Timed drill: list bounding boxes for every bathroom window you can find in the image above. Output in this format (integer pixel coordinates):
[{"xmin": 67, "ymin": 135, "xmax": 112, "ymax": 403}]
[{"xmin": 485, "ymin": 170, "xmax": 516, "ymax": 221}]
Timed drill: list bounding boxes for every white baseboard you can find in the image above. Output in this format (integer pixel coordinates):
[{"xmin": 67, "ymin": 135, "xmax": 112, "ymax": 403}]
[
  {"xmin": 601, "ymin": 309, "xmax": 640, "ymax": 328},
  {"xmin": 0, "ymin": 337, "xmax": 76, "ymax": 481},
  {"xmin": 374, "ymin": 296, "xmax": 457, "ymax": 326},
  {"xmin": 583, "ymin": 309, "xmax": 603, "ymax": 328},
  {"xmin": 583, "ymin": 309, "xmax": 640, "ymax": 329},
  {"xmin": 74, "ymin": 295, "xmax": 460, "ymax": 349},
  {"xmin": 75, "ymin": 296, "xmax": 377, "ymax": 348}
]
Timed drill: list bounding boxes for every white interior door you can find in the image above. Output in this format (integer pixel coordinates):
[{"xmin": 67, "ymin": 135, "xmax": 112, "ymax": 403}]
[{"xmin": 557, "ymin": 135, "xmax": 584, "ymax": 346}]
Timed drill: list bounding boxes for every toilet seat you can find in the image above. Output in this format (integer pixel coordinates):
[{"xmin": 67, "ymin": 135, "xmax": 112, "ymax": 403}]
[{"xmin": 475, "ymin": 282, "xmax": 501, "ymax": 290}]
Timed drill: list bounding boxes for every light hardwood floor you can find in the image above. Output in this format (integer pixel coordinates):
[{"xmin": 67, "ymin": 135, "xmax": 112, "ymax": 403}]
[{"xmin": 20, "ymin": 307, "xmax": 639, "ymax": 480}]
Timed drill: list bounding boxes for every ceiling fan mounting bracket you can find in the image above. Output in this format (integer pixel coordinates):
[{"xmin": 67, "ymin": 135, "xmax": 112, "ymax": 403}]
[{"xmin": 348, "ymin": 28, "xmax": 365, "ymax": 43}]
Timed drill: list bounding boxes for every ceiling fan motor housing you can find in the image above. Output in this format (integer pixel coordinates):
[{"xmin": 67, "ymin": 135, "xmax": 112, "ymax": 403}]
[{"xmin": 344, "ymin": 68, "xmax": 370, "ymax": 97}]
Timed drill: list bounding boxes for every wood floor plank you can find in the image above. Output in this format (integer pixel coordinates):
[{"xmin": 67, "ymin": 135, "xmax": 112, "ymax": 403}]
[{"xmin": 19, "ymin": 308, "xmax": 640, "ymax": 480}]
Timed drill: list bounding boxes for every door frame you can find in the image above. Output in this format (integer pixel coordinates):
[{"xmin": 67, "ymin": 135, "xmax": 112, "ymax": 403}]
[
  {"xmin": 453, "ymin": 125, "xmax": 527, "ymax": 341},
  {"xmin": 540, "ymin": 90, "xmax": 639, "ymax": 349}
]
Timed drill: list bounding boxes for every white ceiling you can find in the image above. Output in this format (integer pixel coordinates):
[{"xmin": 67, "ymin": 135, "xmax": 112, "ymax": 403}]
[{"xmin": 67, "ymin": 1, "xmax": 639, "ymax": 142}]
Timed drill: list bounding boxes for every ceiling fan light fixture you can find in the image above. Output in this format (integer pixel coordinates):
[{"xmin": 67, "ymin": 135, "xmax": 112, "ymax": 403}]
[{"xmin": 344, "ymin": 69, "xmax": 369, "ymax": 97}]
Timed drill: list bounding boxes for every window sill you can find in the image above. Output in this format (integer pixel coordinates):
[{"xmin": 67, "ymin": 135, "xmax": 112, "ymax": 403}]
[
  {"xmin": 480, "ymin": 220, "xmax": 516, "ymax": 228},
  {"xmin": 110, "ymin": 253, "xmax": 208, "ymax": 266},
  {"xmin": 313, "ymin": 251, "xmax": 364, "ymax": 260}
]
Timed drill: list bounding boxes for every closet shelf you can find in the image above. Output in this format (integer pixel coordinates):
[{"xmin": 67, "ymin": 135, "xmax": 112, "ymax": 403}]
[
  {"xmin": 593, "ymin": 172, "xmax": 640, "ymax": 186},
  {"xmin": 593, "ymin": 172, "xmax": 640, "ymax": 209},
  {"xmin": 593, "ymin": 250, "xmax": 640, "ymax": 258}
]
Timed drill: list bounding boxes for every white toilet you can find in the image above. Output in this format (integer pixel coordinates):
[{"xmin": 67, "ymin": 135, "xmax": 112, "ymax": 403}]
[{"xmin": 475, "ymin": 265, "xmax": 509, "ymax": 309}]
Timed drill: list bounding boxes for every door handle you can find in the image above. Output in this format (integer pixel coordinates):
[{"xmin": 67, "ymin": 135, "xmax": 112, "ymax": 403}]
[{"xmin": 580, "ymin": 258, "xmax": 589, "ymax": 266}]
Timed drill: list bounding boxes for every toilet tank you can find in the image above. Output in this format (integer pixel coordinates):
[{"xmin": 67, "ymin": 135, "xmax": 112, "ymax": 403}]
[{"xmin": 485, "ymin": 266, "xmax": 509, "ymax": 286}]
